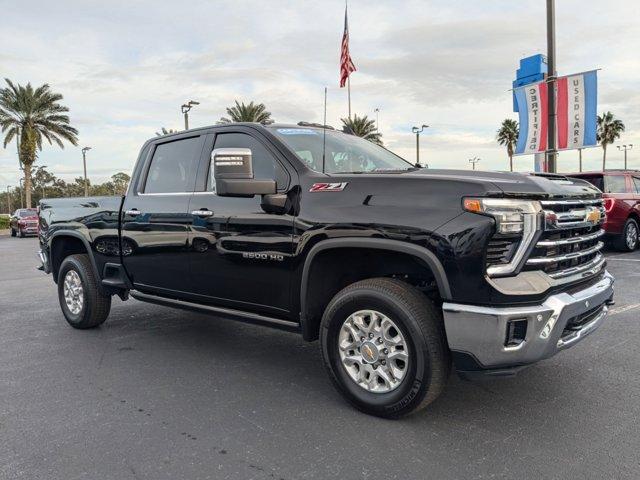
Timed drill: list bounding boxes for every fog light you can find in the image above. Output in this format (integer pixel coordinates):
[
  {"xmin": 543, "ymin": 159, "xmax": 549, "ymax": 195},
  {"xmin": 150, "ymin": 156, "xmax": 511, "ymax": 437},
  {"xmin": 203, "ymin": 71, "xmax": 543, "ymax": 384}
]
[{"xmin": 505, "ymin": 319, "xmax": 528, "ymax": 347}]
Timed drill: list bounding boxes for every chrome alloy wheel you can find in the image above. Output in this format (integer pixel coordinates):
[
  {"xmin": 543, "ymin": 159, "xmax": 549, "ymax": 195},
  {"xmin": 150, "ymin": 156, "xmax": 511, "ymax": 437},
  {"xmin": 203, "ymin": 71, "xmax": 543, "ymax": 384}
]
[
  {"xmin": 626, "ymin": 222, "xmax": 638, "ymax": 250},
  {"xmin": 63, "ymin": 270, "xmax": 84, "ymax": 315},
  {"xmin": 338, "ymin": 310, "xmax": 409, "ymax": 393}
]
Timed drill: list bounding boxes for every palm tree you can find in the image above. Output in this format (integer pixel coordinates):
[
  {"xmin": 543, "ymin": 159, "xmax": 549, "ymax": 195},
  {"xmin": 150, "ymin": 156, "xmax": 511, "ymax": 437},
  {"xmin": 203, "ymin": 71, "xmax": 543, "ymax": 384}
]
[
  {"xmin": 218, "ymin": 100, "xmax": 274, "ymax": 125},
  {"xmin": 496, "ymin": 119, "xmax": 519, "ymax": 172},
  {"xmin": 597, "ymin": 111, "xmax": 625, "ymax": 171},
  {"xmin": 0, "ymin": 79, "xmax": 78, "ymax": 207},
  {"xmin": 340, "ymin": 114, "xmax": 383, "ymax": 145},
  {"xmin": 156, "ymin": 127, "xmax": 178, "ymax": 136}
]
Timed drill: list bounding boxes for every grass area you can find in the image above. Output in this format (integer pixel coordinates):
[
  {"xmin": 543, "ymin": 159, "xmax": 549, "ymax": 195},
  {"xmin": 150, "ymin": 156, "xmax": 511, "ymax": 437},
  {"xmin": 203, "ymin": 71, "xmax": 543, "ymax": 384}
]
[{"xmin": 0, "ymin": 215, "xmax": 9, "ymax": 229}]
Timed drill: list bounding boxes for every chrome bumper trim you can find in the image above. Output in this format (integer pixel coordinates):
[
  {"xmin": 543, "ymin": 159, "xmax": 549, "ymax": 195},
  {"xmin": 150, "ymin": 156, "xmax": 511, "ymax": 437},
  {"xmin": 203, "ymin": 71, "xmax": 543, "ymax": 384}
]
[
  {"xmin": 536, "ymin": 228, "xmax": 605, "ymax": 247},
  {"xmin": 526, "ymin": 241, "xmax": 603, "ymax": 265},
  {"xmin": 442, "ymin": 271, "xmax": 614, "ymax": 370}
]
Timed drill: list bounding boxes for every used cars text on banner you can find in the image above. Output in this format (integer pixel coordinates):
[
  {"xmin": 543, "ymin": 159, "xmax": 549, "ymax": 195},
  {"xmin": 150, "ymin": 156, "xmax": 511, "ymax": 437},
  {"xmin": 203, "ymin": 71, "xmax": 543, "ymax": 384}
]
[{"xmin": 514, "ymin": 70, "xmax": 598, "ymax": 155}]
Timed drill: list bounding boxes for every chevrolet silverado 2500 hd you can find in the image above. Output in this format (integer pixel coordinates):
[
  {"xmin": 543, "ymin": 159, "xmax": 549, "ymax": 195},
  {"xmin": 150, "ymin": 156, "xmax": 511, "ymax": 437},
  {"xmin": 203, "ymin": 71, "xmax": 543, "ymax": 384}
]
[{"xmin": 38, "ymin": 123, "xmax": 615, "ymax": 418}]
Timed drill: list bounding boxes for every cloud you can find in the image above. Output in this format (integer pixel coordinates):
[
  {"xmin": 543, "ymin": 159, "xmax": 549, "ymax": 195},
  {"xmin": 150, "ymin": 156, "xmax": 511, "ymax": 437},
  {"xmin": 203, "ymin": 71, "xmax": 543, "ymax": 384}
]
[{"xmin": 0, "ymin": 0, "xmax": 638, "ymax": 189}]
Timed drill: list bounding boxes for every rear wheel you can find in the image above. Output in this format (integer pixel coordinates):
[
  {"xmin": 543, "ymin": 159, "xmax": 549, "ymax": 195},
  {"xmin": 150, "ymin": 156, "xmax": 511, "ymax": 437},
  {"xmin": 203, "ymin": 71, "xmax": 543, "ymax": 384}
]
[
  {"xmin": 320, "ymin": 278, "xmax": 450, "ymax": 418},
  {"xmin": 57, "ymin": 254, "xmax": 111, "ymax": 329},
  {"xmin": 615, "ymin": 218, "xmax": 639, "ymax": 251}
]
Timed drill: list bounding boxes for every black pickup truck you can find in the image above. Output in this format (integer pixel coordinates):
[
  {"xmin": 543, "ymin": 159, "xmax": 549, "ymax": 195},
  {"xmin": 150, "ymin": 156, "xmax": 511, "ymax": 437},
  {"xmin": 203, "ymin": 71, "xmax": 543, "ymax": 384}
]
[{"xmin": 38, "ymin": 123, "xmax": 615, "ymax": 418}]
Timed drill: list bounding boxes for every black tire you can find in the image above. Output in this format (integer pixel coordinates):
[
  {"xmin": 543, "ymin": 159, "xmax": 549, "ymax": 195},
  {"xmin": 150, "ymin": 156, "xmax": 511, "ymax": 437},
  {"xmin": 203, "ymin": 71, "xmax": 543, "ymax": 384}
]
[
  {"xmin": 57, "ymin": 254, "xmax": 111, "ymax": 329},
  {"xmin": 19, "ymin": 228, "xmax": 25, "ymax": 238},
  {"xmin": 614, "ymin": 218, "xmax": 639, "ymax": 252},
  {"xmin": 10, "ymin": 227, "xmax": 16, "ymax": 237},
  {"xmin": 320, "ymin": 277, "xmax": 451, "ymax": 418}
]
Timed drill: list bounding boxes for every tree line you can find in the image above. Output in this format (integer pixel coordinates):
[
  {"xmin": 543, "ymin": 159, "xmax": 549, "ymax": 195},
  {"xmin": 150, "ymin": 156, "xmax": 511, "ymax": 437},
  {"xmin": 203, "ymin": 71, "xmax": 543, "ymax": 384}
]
[{"xmin": 0, "ymin": 166, "xmax": 130, "ymax": 214}]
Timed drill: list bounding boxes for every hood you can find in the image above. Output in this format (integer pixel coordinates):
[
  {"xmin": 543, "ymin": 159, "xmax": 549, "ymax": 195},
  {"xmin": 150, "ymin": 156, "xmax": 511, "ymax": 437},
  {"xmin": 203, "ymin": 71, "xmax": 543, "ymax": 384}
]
[{"xmin": 402, "ymin": 169, "xmax": 601, "ymax": 199}]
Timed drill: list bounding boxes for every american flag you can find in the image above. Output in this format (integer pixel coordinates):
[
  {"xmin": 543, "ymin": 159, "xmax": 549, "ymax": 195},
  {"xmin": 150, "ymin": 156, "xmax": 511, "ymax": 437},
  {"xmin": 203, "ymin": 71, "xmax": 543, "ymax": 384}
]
[{"xmin": 339, "ymin": 4, "xmax": 356, "ymax": 88}]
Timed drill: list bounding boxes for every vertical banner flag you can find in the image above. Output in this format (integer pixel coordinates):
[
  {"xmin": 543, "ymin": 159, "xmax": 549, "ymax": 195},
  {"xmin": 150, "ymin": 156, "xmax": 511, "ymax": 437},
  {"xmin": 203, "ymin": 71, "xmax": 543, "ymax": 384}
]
[{"xmin": 514, "ymin": 70, "xmax": 597, "ymax": 155}]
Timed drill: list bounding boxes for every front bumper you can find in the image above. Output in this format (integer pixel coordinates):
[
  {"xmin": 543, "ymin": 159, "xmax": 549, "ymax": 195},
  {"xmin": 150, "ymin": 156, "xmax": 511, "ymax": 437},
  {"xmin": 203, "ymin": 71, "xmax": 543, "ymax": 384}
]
[{"xmin": 442, "ymin": 271, "xmax": 614, "ymax": 374}]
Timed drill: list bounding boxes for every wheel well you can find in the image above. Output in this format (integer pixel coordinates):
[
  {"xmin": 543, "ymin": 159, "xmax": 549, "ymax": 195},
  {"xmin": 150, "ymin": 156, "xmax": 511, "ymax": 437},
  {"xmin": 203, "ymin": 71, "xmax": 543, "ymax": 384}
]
[
  {"xmin": 50, "ymin": 236, "xmax": 89, "ymax": 282},
  {"xmin": 302, "ymin": 247, "xmax": 442, "ymax": 341}
]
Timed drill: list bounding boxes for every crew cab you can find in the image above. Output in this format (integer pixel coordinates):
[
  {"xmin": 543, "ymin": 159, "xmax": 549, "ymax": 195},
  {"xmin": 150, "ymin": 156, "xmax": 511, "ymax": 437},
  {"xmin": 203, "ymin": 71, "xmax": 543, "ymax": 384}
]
[
  {"xmin": 568, "ymin": 171, "xmax": 640, "ymax": 251},
  {"xmin": 38, "ymin": 124, "xmax": 615, "ymax": 418}
]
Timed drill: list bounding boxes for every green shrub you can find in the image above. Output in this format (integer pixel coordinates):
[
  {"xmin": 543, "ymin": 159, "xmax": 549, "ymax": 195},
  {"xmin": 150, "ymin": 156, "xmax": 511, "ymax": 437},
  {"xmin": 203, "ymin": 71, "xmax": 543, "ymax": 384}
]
[{"xmin": 0, "ymin": 215, "xmax": 9, "ymax": 229}]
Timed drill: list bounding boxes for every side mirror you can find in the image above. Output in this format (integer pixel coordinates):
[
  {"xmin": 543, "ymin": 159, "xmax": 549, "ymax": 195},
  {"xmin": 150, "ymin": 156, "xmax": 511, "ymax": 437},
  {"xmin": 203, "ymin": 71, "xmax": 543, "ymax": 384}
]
[{"xmin": 212, "ymin": 148, "xmax": 276, "ymax": 197}]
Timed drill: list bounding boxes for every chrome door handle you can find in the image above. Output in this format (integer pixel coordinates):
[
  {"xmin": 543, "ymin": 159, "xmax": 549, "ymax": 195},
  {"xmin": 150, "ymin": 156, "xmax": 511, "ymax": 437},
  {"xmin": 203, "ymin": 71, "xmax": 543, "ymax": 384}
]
[
  {"xmin": 192, "ymin": 210, "xmax": 214, "ymax": 217},
  {"xmin": 125, "ymin": 209, "xmax": 142, "ymax": 216}
]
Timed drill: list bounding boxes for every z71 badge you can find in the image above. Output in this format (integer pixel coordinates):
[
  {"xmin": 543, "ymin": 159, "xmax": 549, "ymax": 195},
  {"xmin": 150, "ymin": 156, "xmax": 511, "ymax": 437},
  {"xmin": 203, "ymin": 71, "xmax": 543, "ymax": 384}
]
[{"xmin": 309, "ymin": 182, "xmax": 349, "ymax": 192}]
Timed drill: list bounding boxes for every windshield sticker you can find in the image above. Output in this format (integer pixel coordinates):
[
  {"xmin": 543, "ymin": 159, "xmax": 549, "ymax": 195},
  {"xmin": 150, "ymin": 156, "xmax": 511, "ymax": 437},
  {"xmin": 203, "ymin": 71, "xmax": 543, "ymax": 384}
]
[{"xmin": 277, "ymin": 128, "xmax": 318, "ymax": 135}]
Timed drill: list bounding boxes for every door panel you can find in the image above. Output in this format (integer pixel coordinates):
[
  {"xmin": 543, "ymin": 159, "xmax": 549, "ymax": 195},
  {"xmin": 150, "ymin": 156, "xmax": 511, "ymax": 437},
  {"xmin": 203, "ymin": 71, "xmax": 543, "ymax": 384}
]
[
  {"xmin": 187, "ymin": 131, "xmax": 296, "ymax": 316},
  {"xmin": 121, "ymin": 134, "xmax": 203, "ymax": 296}
]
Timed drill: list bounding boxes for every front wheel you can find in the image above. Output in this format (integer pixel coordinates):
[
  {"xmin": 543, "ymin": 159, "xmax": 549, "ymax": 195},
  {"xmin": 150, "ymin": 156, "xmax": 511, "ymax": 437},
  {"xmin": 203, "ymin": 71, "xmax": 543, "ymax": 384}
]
[
  {"xmin": 10, "ymin": 227, "xmax": 16, "ymax": 237},
  {"xmin": 615, "ymin": 218, "xmax": 639, "ymax": 252},
  {"xmin": 57, "ymin": 254, "xmax": 111, "ymax": 329},
  {"xmin": 320, "ymin": 278, "xmax": 450, "ymax": 418}
]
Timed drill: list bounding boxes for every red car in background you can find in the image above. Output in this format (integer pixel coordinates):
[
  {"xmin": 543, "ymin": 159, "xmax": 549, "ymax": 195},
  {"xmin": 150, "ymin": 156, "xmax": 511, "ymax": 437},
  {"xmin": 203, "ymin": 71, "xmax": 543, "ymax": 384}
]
[
  {"xmin": 569, "ymin": 171, "xmax": 640, "ymax": 251},
  {"xmin": 9, "ymin": 208, "xmax": 38, "ymax": 238}
]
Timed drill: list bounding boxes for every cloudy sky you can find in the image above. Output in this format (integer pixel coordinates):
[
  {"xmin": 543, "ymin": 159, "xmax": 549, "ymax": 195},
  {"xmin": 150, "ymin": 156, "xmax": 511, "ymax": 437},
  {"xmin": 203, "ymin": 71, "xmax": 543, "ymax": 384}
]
[{"xmin": 1, "ymin": 0, "xmax": 639, "ymax": 189}]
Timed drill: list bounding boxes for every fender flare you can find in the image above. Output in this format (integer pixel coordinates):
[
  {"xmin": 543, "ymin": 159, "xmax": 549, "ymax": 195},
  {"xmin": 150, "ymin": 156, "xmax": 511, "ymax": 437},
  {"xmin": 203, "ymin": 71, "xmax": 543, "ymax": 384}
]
[
  {"xmin": 299, "ymin": 237, "xmax": 452, "ymax": 340},
  {"xmin": 49, "ymin": 230, "xmax": 101, "ymax": 283}
]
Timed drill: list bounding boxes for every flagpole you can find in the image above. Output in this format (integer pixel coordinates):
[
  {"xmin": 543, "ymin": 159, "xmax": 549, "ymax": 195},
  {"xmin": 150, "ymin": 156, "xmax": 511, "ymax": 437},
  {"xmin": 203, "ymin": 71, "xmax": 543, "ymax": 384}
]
[{"xmin": 347, "ymin": 77, "xmax": 352, "ymax": 120}]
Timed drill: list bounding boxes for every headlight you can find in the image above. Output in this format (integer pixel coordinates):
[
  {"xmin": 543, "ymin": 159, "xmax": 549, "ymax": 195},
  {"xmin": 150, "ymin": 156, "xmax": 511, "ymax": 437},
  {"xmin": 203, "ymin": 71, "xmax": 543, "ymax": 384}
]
[
  {"xmin": 463, "ymin": 198, "xmax": 541, "ymax": 235},
  {"xmin": 464, "ymin": 198, "xmax": 542, "ymax": 277}
]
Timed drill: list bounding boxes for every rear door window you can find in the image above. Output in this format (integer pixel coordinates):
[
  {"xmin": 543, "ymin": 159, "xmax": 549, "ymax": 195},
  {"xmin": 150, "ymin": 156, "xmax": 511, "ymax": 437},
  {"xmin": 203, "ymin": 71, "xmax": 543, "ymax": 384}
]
[
  {"xmin": 604, "ymin": 175, "xmax": 627, "ymax": 194},
  {"xmin": 144, "ymin": 136, "xmax": 203, "ymax": 193},
  {"xmin": 632, "ymin": 177, "xmax": 640, "ymax": 194}
]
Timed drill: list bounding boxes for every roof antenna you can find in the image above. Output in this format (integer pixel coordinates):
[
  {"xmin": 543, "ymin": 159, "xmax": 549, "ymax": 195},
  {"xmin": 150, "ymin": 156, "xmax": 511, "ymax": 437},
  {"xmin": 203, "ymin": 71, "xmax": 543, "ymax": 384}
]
[{"xmin": 322, "ymin": 86, "xmax": 327, "ymax": 174}]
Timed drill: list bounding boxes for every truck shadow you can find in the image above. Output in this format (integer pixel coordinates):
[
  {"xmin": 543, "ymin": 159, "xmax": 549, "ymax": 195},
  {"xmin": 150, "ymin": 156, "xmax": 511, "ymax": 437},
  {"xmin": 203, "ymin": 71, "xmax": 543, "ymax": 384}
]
[{"xmin": 102, "ymin": 298, "xmax": 605, "ymax": 439}]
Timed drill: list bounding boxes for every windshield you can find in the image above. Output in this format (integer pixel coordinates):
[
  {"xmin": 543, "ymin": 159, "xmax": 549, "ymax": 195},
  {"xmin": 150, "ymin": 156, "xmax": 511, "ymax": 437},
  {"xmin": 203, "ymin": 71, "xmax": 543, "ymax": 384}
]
[
  {"xmin": 270, "ymin": 127, "xmax": 414, "ymax": 174},
  {"xmin": 571, "ymin": 175, "xmax": 604, "ymax": 191},
  {"xmin": 18, "ymin": 209, "xmax": 37, "ymax": 218}
]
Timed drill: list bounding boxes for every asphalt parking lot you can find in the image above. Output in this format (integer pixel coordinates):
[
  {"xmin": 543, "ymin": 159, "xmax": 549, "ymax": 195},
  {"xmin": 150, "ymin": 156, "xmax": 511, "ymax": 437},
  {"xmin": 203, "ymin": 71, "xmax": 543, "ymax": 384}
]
[{"xmin": 1, "ymin": 236, "xmax": 639, "ymax": 480}]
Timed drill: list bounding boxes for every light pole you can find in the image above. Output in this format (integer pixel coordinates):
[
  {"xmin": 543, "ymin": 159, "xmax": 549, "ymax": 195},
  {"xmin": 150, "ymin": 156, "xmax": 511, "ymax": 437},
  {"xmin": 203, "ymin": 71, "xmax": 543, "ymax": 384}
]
[
  {"xmin": 546, "ymin": 0, "xmax": 558, "ymax": 173},
  {"xmin": 82, "ymin": 147, "xmax": 91, "ymax": 197},
  {"xmin": 19, "ymin": 178, "xmax": 24, "ymax": 208},
  {"xmin": 411, "ymin": 124, "xmax": 429, "ymax": 166},
  {"xmin": 617, "ymin": 144, "xmax": 633, "ymax": 170},
  {"xmin": 181, "ymin": 100, "xmax": 200, "ymax": 130},
  {"xmin": 469, "ymin": 157, "xmax": 481, "ymax": 170},
  {"xmin": 374, "ymin": 108, "xmax": 380, "ymax": 132},
  {"xmin": 578, "ymin": 148, "xmax": 583, "ymax": 172},
  {"xmin": 6, "ymin": 186, "xmax": 11, "ymax": 214}
]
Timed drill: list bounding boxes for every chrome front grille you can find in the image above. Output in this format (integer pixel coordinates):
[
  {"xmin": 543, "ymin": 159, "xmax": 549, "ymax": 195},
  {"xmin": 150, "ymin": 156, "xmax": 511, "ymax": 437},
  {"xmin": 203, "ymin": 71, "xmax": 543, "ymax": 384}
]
[{"xmin": 525, "ymin": 199, "xmax": 606, "ymax": 281}]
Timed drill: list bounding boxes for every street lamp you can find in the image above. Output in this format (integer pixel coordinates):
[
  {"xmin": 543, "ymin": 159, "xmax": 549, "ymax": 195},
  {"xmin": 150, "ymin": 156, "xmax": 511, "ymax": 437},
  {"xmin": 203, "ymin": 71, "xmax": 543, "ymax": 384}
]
[
  {"xmin": 374, "ymin": 108, "xmax": 380, "ymax": 132},
  {"xmin": 469, "ymin": 157, "xmax": 481, "ymax": 170},
  {"xmin": 617, "ymin": 144, "xmax": 633, "ymax": 170},
  {"xmin": 82, "ymin": 147, "xmax": 91, "ymax": 197},
  {"xmin": 411, "ymin": 124, "xmax": 429, "ymax": 166},
  {"xmin": 181, "ymin": 100, "xmax": 200, "ymax": 130}
]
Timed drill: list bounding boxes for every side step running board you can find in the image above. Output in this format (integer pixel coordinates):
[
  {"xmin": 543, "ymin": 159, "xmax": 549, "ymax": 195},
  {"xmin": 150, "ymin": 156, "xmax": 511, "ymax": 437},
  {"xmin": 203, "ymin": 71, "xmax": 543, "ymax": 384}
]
[{"xmin": 129, "ymin": 291, "xmax": 300, "ymax": 332}]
